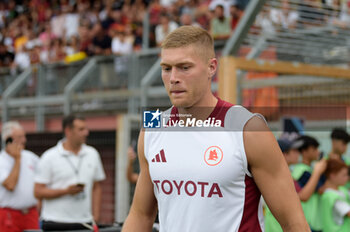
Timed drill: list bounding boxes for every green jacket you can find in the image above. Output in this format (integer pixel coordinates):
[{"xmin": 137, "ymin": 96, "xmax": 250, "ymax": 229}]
[
  {"xmin": 292, "ymin": 163, "xmax": 322, "ymax": 231},
  {"xmin": 264, "ymin": 206, "xmax": 282, "ymax": 232},
  {"xmin": 321, "ymin": 187, "xmax": 350, "ymax": 232}
]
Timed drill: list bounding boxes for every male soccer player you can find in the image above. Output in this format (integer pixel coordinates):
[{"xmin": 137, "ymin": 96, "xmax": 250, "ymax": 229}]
[{"xmin": 122, "ymin": 26, "xmax": 309, "ymax": 232}]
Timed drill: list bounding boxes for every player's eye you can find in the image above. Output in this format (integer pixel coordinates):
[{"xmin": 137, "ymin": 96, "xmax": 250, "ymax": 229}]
[
  {"xmin": 162, "ymin": 66, "xmax": 171, "ymax": 72},
  {"xmin": 181, "ymin": 66, "xmax": 190, "ymax": 71}
]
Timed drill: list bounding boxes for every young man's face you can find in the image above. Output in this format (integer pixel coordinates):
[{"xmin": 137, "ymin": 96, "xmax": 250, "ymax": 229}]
[
  {"xmin": 12, "ymin": 128, "xmax": 27, "ymax": 149},
  {"xmin": 285, "ymin": 149, "xmax": 299, "ymax": 165},
  {"xmin": 66, "ymin": 119, "xmax": 89, "ymax": 146},
  {"xmin": 304, "ymin": 146, "xmax": 320, "ymax": 161},
  {"xmin": 332, "ymin": 139, "xmax": 348, "ymax": 156},
  {"xmin": 160, "ymin": 45, "xmax": 216, "ymax": 108},
  {"xmin": 331, "ymin": 167, "xmax": 349, "ymax": 187}
]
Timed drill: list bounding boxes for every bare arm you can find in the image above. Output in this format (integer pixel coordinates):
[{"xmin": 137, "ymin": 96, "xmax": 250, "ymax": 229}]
[
  {"xmin": 92, "ymin": 181, "xmax": 102, "ymax": 222},
  {"xmin": 126, "ymin": 146, "xmax": 139, "ymax": 184},
  {"xmin": 2, "ymin": 144, "xmax": 22, "ymax": 191},
  {"xmin": 122, "ymin": 130, "xmax": 158, "ymax": 232},
  {"xmin": 298, "ymin": 159, "xmax": 326, "ymax": 202},
  {"xmin": 34, "ymin": 183, "xmax": 83, "ymax": 199},
  {"xmin": 244, "ymin": 117, "xmax": 310, "ymax": 232}
]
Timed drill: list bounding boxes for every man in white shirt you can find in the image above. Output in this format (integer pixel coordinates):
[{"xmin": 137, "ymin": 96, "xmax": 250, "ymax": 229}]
[
  {"xmin": 0, "ymin": 121, "xmax": 40, "ymax": 232},
  {"xmin": 34, "ymin": 115, "xmax": 106, "ymax": 231}
]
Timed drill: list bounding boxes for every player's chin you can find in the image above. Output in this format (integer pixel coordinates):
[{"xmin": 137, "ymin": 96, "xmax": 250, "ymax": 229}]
[{"xmin": 170, "ymin": 99, "xmax": 189, "ymax": 108}]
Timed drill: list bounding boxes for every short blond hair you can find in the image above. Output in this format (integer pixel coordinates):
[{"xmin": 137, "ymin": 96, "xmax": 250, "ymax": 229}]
[{"xmin": 161, "ymin": 26, "xmax": 215, "ymax": 61}]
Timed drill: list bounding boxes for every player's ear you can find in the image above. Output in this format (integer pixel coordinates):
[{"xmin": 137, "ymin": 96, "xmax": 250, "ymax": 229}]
[{"xmin": 208, "ymin": 58, "xmax": 217, "ymax": 78}]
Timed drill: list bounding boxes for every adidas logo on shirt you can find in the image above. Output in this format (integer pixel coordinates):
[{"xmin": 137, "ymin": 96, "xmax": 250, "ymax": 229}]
[{"xmin": 152, "ymin": 149, "xmax": 167, "ymax": 163}]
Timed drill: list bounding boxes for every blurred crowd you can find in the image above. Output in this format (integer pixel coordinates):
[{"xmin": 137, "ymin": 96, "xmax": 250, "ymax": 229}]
[
  {"xmin": 1, "ymin": 0, "xmax": 350, "ymax": 70},
  {"xmin": 0, "ymin": 0, "xmax": 247, "ymax": 70},
  {"xmin": 257, "ymin": 0, "xmax": 350, "ymax": 36}
]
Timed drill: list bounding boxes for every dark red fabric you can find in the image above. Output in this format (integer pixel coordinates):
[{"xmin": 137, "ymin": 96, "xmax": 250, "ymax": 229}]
[
  {"xmin": 294, "ymin": 180, "xmax": 302, "ymax": 193},
  {"xmin": 0, "ymin": 207, "xmax": 39, "ymax": 232},
  {"xmin": 238, "ymin": 175, "xmax": 262, "ymax": 232},
  {"xmin": 169, "ymin": 97, "xmax": 233, "ymax": 126}
]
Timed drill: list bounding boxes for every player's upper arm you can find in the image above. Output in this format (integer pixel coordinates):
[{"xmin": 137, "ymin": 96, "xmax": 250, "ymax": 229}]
[
  {"xmin": 243, "ymin": 116, "xmax": 308, "ymax": 231},
  {"xmin": 122, "ymin": 129, "xmax": 157, "ymax": 231}
]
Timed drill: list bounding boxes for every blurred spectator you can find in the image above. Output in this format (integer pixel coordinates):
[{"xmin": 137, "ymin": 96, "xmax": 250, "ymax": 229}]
[
  {"xmin": 329, "ymin": 128, "xmax": 350, "ymax": 162},
  {"xmin": 256, "ymin": 8, "xmax": 276, "ymax": 36},
  {"xmin": 0, "ymin": 121, "xmax": 40, "ymax": 232},
  {"xmin": 133, "ymin": 23, "xmax": 143, "ymax": 50},
  {"xmin": 14, "ymin": 45, "xmax": 30, "ymax": 71},
  {"xmin": 180, "ymin": 13, "xmax": 201, "ymax": 27},
  {"xmin": 39, "ymin": 22, "xmax": 56, "ymax": 47},
  {"xmin": 210, "ymin": 4, "xmax": 231, "ymax": 40},
  {"xmin": 14, "ymin": 30, "xmax": 29, "ymax": 53},
  {"xmin": 51, "ymin": 8, "xmax": 65, "ymax": 38},
  {"xmin": 180, "ymin": 0, "xmax": 198, "ymax": 17},
  {"xmin": 78, "ymin": 24, "xmax": 92, "ymax": 55},
  {"xmin": 160, "ymin": 0, "xmax": 177, "ymax": 8},
  {"xmin": 0, "ymin": 2, "xmax": 7, "ymax": 29},
  {"xmin": 209, "ymin": 0, "xmax": 231, "ymax": 18},
  {"xmin": 50, "ymin": 38, "xmax": 66, "ymax": 63},
  {"xmin": 292, "ymin": 135, "xmax": 325, "ymax": 232},
  {"xmin": 270, "ymin": 0, "xmax": 299, "ymax": 29},
  {"xmin": 111, "ymin": 26, "xmax": 133, "ymax": 88},
  {"xmin": 149, "ymin": 0, "xmax": 163, "ymax": 28},
  {"xmin": 155, "ymin": 13, "xmax": 178, "ymax": 46},
  {"xmin": 64, "ymin": 4, "xmax": 80, "ymax": 40},
  {"xmin": 332, "ymin": 1, "xmax": 350, "ymax": 28},
  {"xmin": 124, "ymin": 24, "xmax": 136, "ymax": 46},
  {"xmin": 321, "ymin": 159, "xmax": 350, "ymax": 232},
  {"xmin": 90, "ymin": 23, "xmax": 112, "ymax": 56},
  {"xmin": 65, "ymin": 36, "xmax": 81, "ymax": 56},
  {"xmin": 126, "ymin": 146, "xmax": 139, "ymax": 184},
  {"xmin": 230, "ymin": 1, "xmax": 244, "ymax": 30},
  {"xmin": 194, "ymin": 1, "xmax": 212, "ymax": 30},
  {"xmin": 0, "ymin": 41, "xmax": 14, "ymax": 67},
  {"xmin": 34, "ymin": 115, "xmax": 106, "ymax": 230}
]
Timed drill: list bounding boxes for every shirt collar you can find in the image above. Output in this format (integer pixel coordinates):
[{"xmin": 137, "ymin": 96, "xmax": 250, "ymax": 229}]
[{"xmin": 57, "ymin": 139, "xmax": 87, "ymax": 157}]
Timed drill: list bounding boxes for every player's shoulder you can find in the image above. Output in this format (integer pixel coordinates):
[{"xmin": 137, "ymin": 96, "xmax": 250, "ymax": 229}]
[
  {"xmin": 83, "ymin": 144, "xmax": 99, "ymax": 155},
  {"xmin": 41, "ymin": 145, "xmax": 60, "ymax": 159},
  {"xmin": 22, "ymin": 149, "xmax": 39, "ymax": 160}
]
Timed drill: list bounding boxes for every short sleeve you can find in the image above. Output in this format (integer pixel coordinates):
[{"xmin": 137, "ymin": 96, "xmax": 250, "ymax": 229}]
[{"xmin": 93, "ymin": 151, "xmax": 106, "ymax": 182}]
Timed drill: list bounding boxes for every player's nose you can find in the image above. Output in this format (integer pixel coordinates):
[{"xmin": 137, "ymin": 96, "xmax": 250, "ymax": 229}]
[{"xmin": 169, "ymin": 69, "xmax": 180, "ymax": 84}]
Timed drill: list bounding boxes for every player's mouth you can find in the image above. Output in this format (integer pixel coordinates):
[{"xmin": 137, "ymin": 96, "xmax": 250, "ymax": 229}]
[{"xmin": 170, "ymin": 90, "xmax": 186, "ymax": 96}]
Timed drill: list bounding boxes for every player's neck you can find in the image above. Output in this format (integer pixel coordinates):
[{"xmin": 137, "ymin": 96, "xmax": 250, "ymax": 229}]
[
  {"xmin": 63, "ymin": 140, "xmax": 82, "ymax": 155},
  {"xmin": 301, "ymin": 156, "xmax": 312, "ymax": 166},
  {"xmin": 178, "ymin": 95, "xmax": 218, "ymax": 121},
  {"xmin": 331, "ymin": 148, "xmax": 342, "ymax": 157},
  {"xmin": 325, "ymin": 180, "xmax": 339, "ymax": 191}
]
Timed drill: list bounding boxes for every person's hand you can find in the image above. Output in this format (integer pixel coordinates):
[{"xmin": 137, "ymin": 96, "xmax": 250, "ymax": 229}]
[
  {"xmin": 6, "ymin": 142, "xmax": 22, "ymax": 160},
  {"xmin": 66, "ymin": 184, "xmax": 84, "ymax": 195},
  {"xmin": 314, "ymin": 159, "xmax": 327, "ymax": 175},
  {"xmin": 128, "ymin": 146, "xmax": 137, "ymax": 162}
]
